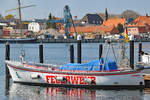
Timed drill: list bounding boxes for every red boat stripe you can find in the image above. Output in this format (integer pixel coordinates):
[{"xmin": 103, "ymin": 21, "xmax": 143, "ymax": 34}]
[{"xmin": 8, "ymin": 65, "xmax": 141, "ymax": 76}]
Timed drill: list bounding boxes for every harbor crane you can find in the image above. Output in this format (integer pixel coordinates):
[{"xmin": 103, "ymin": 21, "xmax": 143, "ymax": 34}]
[
  {"xmin": 6, "ymin": 0, "xmax": 36, "ymax": 38},
  {"xmin": 6, "ymin": 0, "xmax": 76, "ymax": 39},
  {"xmin": 29, "ymin": 5, "xmax": 77, "ymax": 39}
]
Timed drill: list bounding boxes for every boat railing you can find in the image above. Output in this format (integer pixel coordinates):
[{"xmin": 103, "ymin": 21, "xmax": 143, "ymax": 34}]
[{"xmin": 27, "ymin": 62, "xmax": 60, "ymax": 68}]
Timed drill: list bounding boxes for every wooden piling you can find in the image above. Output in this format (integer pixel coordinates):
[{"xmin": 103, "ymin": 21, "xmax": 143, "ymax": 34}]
[
  {"xmin": 70, "ymin": 44, "xmax": 74, "ymax": 63},
  {"xmin": 77, "ymin": 40, "xmax": 81, "ymax": 63},
  {"xmin": 139, "ymin": 42, "xmax": 142, "ymax": 62},
  {"xmin": 130, "ymin": 40, "xmax": 134, "ymax": 69},
  {"xmin": 99, "ymin": 44, "xmax": 103, "ymax": 59},
  {"xmin": 39, "ymin": 43, "xmax": 43, "ymax": 63},
  {"xmin": 5, "ymin": 42, "xmax": 10, "ymax": 94}
]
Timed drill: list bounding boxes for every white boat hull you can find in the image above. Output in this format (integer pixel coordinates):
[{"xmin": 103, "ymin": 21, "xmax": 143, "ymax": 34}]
[{"xmin": 6, "ymin": 61, "xmax": 145, "ymax": 88}]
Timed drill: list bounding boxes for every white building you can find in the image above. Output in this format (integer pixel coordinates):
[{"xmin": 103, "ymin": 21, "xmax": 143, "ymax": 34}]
[{"xmin": 28, "ymin": 22, "xmax": 46, "ymax": 33}]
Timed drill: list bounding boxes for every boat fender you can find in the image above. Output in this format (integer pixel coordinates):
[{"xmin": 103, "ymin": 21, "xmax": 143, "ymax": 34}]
[
  {"xmin": 56, "ymin": 76, "xmax": 66, "ymax": 81},
  {"xmin": 31, "ymin": 74, "xmax": 41, "ymax": 79}
]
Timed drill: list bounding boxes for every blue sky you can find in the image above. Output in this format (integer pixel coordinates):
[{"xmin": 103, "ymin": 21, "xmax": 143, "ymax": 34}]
[{"xmin": 0, "ymin": 0, "xmax": 150, "ymax": 20}]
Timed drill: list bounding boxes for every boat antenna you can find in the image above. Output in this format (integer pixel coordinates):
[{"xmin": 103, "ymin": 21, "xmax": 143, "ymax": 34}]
[{"xmin": 20, "ymin": 49, "xmax": 25, "ymax": 63}]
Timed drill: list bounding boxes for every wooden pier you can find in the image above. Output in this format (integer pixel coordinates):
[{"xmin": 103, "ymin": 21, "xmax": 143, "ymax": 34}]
[
  {"xmin": 144, "ymin": 74, "xmax": 150, "ymax": 88},
  {"xmin": 144, "ymin": 75, "xmax": 150, "ymax": 80}
]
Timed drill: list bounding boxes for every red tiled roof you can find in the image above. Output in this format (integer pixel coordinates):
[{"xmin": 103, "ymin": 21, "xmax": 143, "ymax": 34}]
[
  {"xmin": 128, "ymin": 16, "xmax": 150, "ymax": 27},
  {"xmin": 127, "ymin": 16, "xmax": 150, "ymax": 33},
  {"xmin": 103, "ymin": 18, "xmax": 126, "ymax": 27},
  {"xmin": 70, "ymin": 25, "xmax": 119, "ymax": 34}
]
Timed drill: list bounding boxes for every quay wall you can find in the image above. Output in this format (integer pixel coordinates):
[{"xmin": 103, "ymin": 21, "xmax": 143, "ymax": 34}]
[
  {"xmin": 0, "ymin": 38, "xmax": 150, "ymax": 43},
  {"xmin": 37, "ymin": 38, "xmax": 150, "ymax": 43}
]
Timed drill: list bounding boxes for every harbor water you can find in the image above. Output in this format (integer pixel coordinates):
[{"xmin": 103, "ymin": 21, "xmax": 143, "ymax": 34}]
[{"xmin": 0, "ymin": 42, "xmax": 150, "ymax": 100}]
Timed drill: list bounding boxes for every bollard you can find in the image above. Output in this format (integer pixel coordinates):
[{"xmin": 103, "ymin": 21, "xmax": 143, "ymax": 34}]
[
  {"xmin": 130, "ymin": 40, "xmax": 134, "ymax": 69},
  {"xmin": 5, "ymin": 42, "xmax": 10, "ymax": 94},
  {"xmin": 39, "ymin": 43, "xmax": 43, "ymax": 63},
  {"xmin": 70, "ymin": 44, "xmax": 74, "ymax": 63},
  {"xmin": 99, "ymin": 44, "xmax": 103, "ymax": 59},
  {"xmin": 139, "ymin": 42, "xmax": 142, "ymax": 62},
  {"xmin": 77, "ymin": 40, "xmax": 81, "ymax": 63}
]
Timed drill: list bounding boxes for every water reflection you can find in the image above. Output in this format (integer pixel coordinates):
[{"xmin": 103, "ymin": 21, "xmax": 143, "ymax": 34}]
[
  {"xmin": 9, "ymin": 83, "xmax": 144, "ymax": 100},
  {"xmin": 144, "ymin": 88, "xmax": 150, "ymax": 100}
]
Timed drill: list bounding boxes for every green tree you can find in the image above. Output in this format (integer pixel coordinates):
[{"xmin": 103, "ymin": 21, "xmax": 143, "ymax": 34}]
[
  {"xmin": 117, "ymin": 23, "xmax": 124, "ymax": 33},
  {"xmin": 46, "ymin": 13, "xmax": 57, "ymax": 29}
]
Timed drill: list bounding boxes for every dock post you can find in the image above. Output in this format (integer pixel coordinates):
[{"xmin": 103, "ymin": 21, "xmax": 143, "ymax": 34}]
[
  {"xmin": 139, "ymin": 42, "xmax": 142, "ymax": 62},
  {"xmin": 70, "ymin": 44, "xmax": 74, "ymax": 63},
  {"xmin": 99, "ymin": 44, "xmax": 103, "ymax": 59},
  {"xmin": 77, "ymin": 40, "xmax": 82, "ymax": 63},
  {"xmin": 39, "ymin": 43, "xmax": 43, "ymax": 63},
  {"xmin": 130, "ymin": 40, "xmax": 134, "ymax": 69},
  {"xmin": 5, "ymin": 42, "xmax": 10, "ymax": 94}
]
